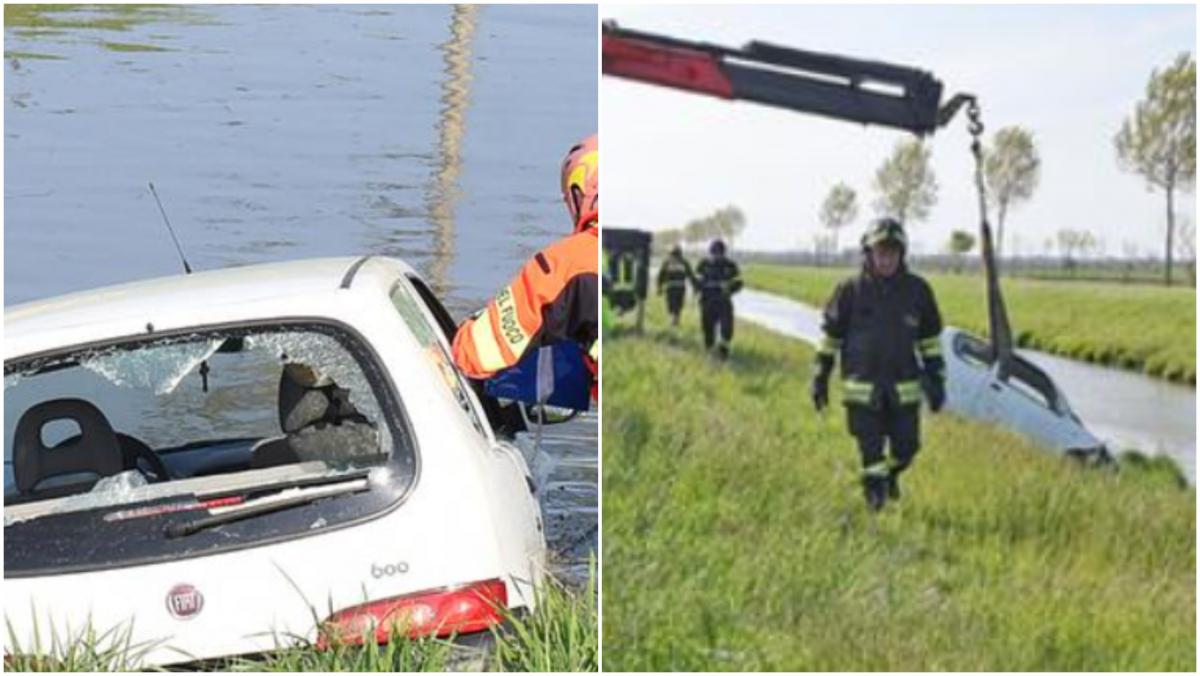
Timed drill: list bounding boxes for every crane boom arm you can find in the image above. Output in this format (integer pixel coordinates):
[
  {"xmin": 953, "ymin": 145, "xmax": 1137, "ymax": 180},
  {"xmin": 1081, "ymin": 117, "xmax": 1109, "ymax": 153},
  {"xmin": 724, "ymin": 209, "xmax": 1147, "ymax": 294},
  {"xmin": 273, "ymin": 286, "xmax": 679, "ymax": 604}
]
[
  {"xmin": 602, "ymin": 22, "xmax": 950, "ymax": 136},
  {"xmin": 602, "ymin": 21, "xmax": 1015, "ymax": 365}
]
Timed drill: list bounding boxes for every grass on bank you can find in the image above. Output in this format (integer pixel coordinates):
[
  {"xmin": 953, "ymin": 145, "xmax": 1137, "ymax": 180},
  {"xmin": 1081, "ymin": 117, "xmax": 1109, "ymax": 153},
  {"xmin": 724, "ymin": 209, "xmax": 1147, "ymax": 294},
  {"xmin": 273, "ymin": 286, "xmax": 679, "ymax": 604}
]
[
  {"xmin": 744, "ymin": 263, "xmax": 1196, "ymax": 384},
  {"xmin": 5, "ymin": 568, "xmax": 597, "ymax": 672},
  {"xmin": 602, "ymin": 301, "xmax": 1194, "ymax": 671}
]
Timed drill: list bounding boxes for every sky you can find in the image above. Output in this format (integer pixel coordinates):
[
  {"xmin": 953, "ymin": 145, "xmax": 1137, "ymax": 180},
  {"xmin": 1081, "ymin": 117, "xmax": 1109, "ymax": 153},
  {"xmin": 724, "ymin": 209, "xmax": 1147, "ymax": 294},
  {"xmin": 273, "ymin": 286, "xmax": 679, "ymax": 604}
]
[{"xmin": 603, "ymin": 4, "xmax": 1196, "ymax": 258}]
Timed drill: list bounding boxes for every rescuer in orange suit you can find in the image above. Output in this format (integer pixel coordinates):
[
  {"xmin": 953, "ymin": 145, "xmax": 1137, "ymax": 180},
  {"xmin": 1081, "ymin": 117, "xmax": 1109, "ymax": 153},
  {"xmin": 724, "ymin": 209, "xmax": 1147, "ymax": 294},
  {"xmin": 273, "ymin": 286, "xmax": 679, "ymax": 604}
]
[{"xmin": 452, "ymin": 134, "xmax": 598, "ymax": 401}]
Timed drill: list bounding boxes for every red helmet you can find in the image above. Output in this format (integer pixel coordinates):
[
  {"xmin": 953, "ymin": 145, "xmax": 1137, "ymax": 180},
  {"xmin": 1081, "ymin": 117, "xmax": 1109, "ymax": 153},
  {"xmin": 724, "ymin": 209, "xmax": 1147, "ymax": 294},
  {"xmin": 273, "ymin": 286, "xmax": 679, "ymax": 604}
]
[{"xmin": 561, "ymin": 134, "xmax": 597, "ymax": 232}]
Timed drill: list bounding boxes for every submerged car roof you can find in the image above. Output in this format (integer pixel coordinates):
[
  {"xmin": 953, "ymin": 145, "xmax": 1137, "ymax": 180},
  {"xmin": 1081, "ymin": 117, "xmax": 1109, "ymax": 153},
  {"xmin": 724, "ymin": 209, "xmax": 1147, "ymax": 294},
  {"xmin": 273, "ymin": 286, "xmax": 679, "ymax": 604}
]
[{"xmin": 5, "ymin": 256, "xmax": 417, "ymax": 360}]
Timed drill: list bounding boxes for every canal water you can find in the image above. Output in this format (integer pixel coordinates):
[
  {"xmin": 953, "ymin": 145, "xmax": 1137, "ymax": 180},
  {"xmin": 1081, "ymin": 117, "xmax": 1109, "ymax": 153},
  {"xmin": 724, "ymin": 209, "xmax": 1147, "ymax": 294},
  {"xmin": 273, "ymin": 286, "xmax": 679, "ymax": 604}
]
[
  {"xmin": 516, "ymin": 411, "xmax": 598, "ymax": 587},
  {"xmin": 737, "ymin": 288, "xmax": 1196, "ymax": 481},
  {"xmin": 5, "ymin": 4, "xmax": 597, "ymax": 584}
]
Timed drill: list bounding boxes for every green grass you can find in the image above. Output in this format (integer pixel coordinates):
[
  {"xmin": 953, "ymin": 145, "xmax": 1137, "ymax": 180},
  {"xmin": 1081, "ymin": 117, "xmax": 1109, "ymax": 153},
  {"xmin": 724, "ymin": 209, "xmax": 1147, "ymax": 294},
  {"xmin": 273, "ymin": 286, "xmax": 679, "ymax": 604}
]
[
  {"xmin": 99, "ymin": 41, "xmax": 170, "ymax": 53},
  {"xmin": 226, "ymin": 633, "xmax": 457, "ymax": 672},
  {"xmin": 4, "ymin": 617, "xmax": 159, "ymax": 671},
  {"xmin": 3, "ymin": 4, "xmax": 210, "ymax": 32},
  {"xmin": 490, "ymin": 563, "xmax": 598, "ymax": 672},
  {"xmin": 602, "ymin": 302, "xmax": 1195, "ymax": 671},
  {"xmin": 4, "ymin": 4, "xmax": 211, "ymax": 52},
  {"xmin": 5, "ymin": 570, "xmax": 597, "ymax": 672},
  {"xmin": 3, "ymin": 51, "xmax": 66, "ymax": 61},
  {"xmin": 744, "ymin": 263, "xmax": 1197, "ymax": 384}
]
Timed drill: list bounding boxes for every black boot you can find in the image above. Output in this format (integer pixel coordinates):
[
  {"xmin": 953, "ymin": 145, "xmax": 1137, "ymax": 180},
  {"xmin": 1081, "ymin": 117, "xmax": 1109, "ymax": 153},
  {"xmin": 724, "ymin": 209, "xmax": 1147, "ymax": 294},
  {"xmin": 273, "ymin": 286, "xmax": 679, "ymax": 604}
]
[
  {"xmin": 887, "ymin": 470, "xmax": 901, "ymax": 501},
  {"xmin": 862, "ymin": 475, "xmax": 888, "ymax": 512}
]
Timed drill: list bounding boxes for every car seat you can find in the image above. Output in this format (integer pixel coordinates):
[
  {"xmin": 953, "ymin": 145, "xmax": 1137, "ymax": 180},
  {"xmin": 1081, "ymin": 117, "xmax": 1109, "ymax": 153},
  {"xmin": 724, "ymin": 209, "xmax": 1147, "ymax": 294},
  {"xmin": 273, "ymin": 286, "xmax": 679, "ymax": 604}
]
[
  {"xmin": 13, "ymin": 398, "xmax": 124, "ymax": 499},
  {"xmin": 250, "ymin": 364, "xmax": 377, "ymax": 469}
]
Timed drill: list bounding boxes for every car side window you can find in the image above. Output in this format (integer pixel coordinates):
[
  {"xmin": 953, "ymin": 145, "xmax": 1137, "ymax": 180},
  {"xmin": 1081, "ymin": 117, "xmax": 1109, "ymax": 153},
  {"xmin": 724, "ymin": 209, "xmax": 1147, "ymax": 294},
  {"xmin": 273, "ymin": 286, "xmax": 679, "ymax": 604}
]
[
  {"xmin": 1005, "ymin": 358, "xmax": 1062, "ymax": 414},
  {"xmin": 389, "ymin": 282, "xmax": 490, "ymax": 441},
  {"xmin": 953, "ymin": 332, "xmax": 995, "ymax": 369}
]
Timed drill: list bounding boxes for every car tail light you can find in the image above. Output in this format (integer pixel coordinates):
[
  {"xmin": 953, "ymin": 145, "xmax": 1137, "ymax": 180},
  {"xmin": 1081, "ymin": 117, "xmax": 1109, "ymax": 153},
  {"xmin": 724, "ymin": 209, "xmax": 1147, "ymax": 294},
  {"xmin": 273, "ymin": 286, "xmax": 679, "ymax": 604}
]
[{"xmin": 317, "ymin": 579, "xmax": 507, "ymax": 649}]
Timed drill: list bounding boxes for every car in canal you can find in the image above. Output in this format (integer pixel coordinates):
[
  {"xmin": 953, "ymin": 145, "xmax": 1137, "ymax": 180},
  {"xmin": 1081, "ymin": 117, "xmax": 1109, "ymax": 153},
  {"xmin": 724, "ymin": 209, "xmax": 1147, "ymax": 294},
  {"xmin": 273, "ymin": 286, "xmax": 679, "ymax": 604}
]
[
  {"xmin": 733, "ymin": 289, "xmax": 1109, "ymax": 461},
  {"xmin": 941, "ymin": 328, "xmax": 1108, "ymax": 459},
  {"xmin": 3, "ymin": 256, "xmax": 547, "ymax": 666}
]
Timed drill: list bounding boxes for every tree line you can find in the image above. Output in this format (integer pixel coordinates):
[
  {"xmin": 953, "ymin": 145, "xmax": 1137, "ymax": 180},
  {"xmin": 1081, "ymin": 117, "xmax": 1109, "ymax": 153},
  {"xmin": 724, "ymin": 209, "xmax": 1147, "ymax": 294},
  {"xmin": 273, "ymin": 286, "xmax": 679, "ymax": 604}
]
[
  {"xmin": 817, "ymin": 51, "xmax": 1194, "ymax": 285},
  {"xmin": 661, "ymin": 52, "xmax": 1195, "ymax": 285},
  {"xmin": 653, "ymin": 205, "xmax": 746, "ymax": 254}
]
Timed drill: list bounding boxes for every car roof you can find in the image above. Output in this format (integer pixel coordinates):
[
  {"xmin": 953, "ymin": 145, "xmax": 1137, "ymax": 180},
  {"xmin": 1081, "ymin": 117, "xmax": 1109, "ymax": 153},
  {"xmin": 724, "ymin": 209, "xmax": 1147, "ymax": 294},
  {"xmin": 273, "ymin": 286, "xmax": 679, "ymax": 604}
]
[{"xmin": 5, "ymin": 256, "xmax": 418, "ymax": 359}]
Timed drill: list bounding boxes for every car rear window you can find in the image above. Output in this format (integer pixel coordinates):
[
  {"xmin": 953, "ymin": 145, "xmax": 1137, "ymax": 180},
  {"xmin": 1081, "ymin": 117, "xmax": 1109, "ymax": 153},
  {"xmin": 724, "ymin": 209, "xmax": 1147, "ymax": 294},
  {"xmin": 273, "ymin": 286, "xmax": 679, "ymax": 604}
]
[{"xmin": 3, "ymin": 321, "xmax": 416, "ymax": 577}]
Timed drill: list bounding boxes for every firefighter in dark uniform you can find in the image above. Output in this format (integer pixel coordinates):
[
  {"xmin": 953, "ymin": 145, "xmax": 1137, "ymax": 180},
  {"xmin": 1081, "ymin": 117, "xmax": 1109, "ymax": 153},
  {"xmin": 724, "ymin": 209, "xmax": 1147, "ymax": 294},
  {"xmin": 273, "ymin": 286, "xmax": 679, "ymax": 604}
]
[
  {"xmin": 810, "ymin": 218, "xmax": 945, "ymax": 510},
  {"xmin": 693, "ymin": 239, "xmax": 743, "ymax": 360},
  {"xmin": 657, "ymin": 245, "xmax": 693, "ymax": 327}
]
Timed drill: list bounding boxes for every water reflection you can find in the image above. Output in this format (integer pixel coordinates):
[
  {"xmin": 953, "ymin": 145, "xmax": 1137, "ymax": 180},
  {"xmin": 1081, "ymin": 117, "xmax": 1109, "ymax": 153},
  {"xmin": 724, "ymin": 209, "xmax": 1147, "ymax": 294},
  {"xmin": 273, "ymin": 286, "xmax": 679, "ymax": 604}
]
[{"xmin": 426, "ymin": 4, "xmax": 478, "ymax": 296}]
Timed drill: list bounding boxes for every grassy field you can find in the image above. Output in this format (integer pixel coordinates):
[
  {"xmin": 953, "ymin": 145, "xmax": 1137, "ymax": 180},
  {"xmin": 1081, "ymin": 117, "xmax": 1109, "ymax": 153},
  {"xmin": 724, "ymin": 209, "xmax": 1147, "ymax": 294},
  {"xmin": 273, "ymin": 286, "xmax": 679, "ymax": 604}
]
[
  {"xmin": 5, "ymin": 569, "xmax": 597, "ymax": 672},
  {"xmin": 602, "ymin": 302, "xmax": 1194, "ymax": 671},
  {"xmin": 743, "ymin": 263, "xmax": 1196, "ymax": 384}
]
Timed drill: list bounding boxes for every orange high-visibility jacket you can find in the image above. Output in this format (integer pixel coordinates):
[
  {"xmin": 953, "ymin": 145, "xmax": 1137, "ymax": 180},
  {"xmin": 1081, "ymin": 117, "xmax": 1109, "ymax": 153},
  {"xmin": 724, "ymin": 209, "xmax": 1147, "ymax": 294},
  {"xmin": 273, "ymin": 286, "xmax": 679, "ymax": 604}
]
[{"xmin": 452, "ymin": 227, "xmax": 598, "ymax": 390}]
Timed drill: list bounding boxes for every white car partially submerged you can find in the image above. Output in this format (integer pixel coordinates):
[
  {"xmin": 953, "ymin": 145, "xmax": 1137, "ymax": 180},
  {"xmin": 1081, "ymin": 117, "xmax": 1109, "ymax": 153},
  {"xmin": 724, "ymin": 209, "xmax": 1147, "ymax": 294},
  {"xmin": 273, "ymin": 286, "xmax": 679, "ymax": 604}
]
[
  {"xmin": 733, "ymin": 287, "xmax": 1108, "ymax": 460},
  {"xmin": 4, "ymin": 256, "xmax": 546, "ymax": 666},
  {"xmin": 942, "ymin": 327, "xmax": 1107, "ymax": 458}
]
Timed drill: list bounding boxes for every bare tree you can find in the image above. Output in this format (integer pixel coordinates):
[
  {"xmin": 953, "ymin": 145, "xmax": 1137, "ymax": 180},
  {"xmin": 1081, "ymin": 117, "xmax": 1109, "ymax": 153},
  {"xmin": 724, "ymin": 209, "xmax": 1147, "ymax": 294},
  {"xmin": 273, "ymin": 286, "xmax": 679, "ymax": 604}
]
[
  {"xmin": 984, "ymin": 126, "xmax": 1041, "ymax": 260},
  {"xmin": 819, "ymin": 183, "xmax": 858, "ymax": 256},
  {"xmin": 812, "ymin": 233, "xmax": 836, "ymax": 264},
  {"xmin": 873, "ymin": 139, "xmax": 937, "ymax": 224},
  {"xmin": 1057, "ymin": 228, "xmax": 1096, "ymax": 274},
  {"xmin": 1115, "ymin": 52, "xmax": 1196, "ymax": 286}
]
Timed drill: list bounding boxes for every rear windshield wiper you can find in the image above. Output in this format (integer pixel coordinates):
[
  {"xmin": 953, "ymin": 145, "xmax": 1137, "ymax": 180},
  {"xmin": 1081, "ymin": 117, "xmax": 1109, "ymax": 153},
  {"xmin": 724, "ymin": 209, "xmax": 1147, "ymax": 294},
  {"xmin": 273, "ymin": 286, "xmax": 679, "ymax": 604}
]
[{"xmin": 165, "ymin": 474, "xmax": 370, "ymax": 539}]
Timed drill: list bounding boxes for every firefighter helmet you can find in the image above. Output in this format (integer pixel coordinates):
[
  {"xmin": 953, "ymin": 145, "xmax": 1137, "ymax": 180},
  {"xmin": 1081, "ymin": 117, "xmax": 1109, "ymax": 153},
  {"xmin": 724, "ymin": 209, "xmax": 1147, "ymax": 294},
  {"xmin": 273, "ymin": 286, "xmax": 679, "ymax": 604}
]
[
  {"xmin": 862, "ymin": 217, "xmax": 907, "ymax": 252},
  {"xmin": 561, "ymin": 134, "xmax": 598, "ymax": 232},
  {"xmin": 710, "ymin": 239, "xmax": 727, "ymax": 256}
]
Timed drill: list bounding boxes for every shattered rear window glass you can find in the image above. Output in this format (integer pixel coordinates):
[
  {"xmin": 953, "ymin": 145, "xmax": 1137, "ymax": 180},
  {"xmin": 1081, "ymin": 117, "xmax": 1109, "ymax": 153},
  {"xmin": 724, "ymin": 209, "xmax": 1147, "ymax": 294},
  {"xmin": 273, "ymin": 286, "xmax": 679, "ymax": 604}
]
[
  {"xmin": 81, "ymin": 339, "xmax": 223, "ymax": 395},
  {"xmin": 4, "ymin": 323, "xmax": 408, "ymax": 520}
]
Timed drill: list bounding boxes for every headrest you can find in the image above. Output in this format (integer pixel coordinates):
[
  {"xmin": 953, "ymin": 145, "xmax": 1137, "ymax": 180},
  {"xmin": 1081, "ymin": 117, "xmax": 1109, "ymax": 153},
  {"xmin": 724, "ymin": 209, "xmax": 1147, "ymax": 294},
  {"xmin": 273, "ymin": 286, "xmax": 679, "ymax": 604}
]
[
  {"xmin": 13, "ymin": 398, "xmax": 123, "ymax": 494},
  {"xmin": 277, "ymin": 364, "xmax": 362, "ymax": 433}
]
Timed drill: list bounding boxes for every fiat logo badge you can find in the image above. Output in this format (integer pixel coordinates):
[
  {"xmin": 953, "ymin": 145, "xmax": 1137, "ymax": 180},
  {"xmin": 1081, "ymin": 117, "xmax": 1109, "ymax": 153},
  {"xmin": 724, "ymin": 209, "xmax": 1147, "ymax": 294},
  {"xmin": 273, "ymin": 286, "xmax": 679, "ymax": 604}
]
[{"xmin": 166, "ymin": 583, "xmax": 204, "ymax": 620}]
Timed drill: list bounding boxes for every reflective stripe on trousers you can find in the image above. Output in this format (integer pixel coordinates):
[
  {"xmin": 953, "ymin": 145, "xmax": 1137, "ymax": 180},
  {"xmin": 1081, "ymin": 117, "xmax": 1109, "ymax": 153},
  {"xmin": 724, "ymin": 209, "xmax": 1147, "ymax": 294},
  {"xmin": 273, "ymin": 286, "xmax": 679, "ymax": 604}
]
[{"xmin": 842, "ymin": 378, "xmax": 922, "ymax": 406}]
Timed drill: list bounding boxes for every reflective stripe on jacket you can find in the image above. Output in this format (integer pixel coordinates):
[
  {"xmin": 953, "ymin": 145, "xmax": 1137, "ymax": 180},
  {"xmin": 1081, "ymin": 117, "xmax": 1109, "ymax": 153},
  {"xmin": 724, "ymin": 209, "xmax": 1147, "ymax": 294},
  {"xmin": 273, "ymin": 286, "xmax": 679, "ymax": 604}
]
[
  {"xmin": 819, "ymin": 266, "xmax": 943, "ymax": 408},
  {"xmin": 657, "ymin": 256, "xmax": 693, "ymax": 291},
  {"xmin": 694, "ymin": 257, "xmax": 742, "ymax": 301},
  {"xmin": 452, "ymin": 227, "xmax": 598, "ymax": 386}
]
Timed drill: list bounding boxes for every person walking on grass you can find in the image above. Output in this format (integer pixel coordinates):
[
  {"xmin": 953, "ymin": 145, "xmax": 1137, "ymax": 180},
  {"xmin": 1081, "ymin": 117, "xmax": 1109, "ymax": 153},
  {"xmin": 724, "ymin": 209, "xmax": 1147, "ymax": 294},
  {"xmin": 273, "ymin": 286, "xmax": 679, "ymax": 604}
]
[
  {"xmin": 693, "ymin": 239, "xmax": 742, "ymax": 360},
  {"xmin": 810, "ymin": 217, "xmax": 946, "ymax": 511},
  {"xmin": 657, "ymin": 245, "xmax": 693, "ymax": 327}
]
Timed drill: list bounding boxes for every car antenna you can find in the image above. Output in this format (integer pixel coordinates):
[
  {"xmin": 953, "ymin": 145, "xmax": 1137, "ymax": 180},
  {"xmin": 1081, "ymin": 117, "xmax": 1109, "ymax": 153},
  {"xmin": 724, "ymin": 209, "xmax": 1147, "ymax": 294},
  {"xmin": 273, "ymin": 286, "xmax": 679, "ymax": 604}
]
[
  {"xmin": 148, "ymin": 182, "xmax": 210, "ymax": 392},
  {"xmin": 148, "ymin": 181, "xmax": 193, "ymax": 274}
]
